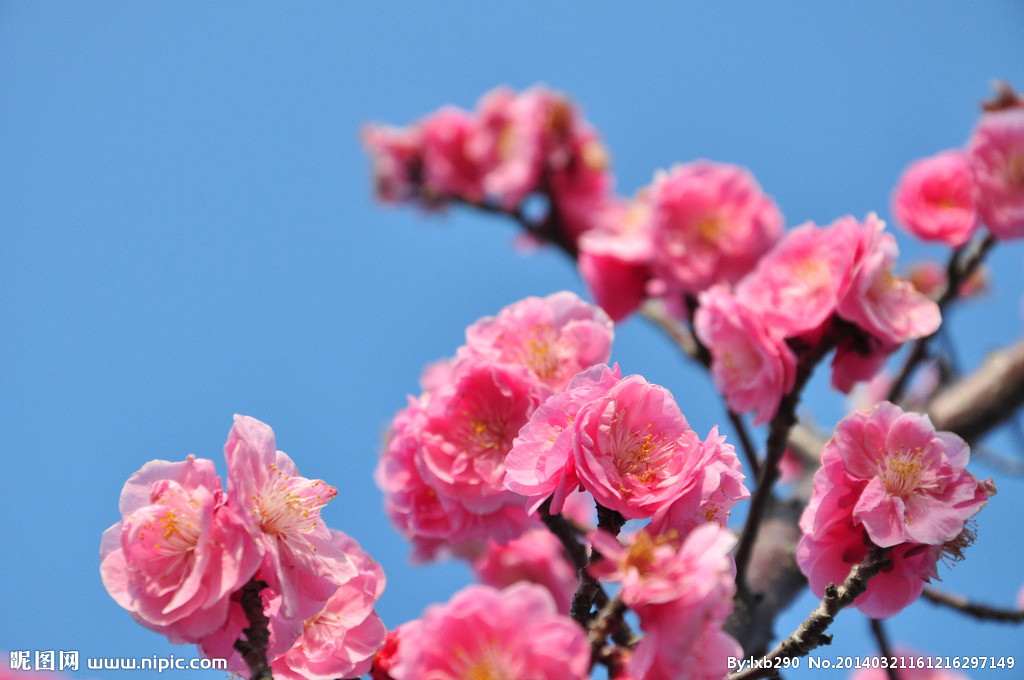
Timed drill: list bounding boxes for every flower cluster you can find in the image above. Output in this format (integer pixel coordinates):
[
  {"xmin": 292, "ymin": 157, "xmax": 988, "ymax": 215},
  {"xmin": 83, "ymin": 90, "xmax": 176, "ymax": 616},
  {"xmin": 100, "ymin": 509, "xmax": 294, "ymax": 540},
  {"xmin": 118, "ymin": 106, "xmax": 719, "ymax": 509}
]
[
  {"xmin": 363, "ymin": 85, "xmax": 618, "ymax": 243},
  {"xmin": 579, "ymin": 161, "xmax": 784, "ymax": 321},
  {"xmin": 695, "ymin": 213, "xmax": 941, "ymax": 423},
  {"xmin": 100, "ymin": 416, "xmax": 386, "ymax": 679},
  {"xmin": 893, "ymin": 87, "xmax": 1024, "ymax": 243},
  {"xmin": 590, "ymin": 524, "xmax": 742, "ymax": 680},
  {"xmin": 797, "ymin": 402, "xmax": 995, "ymax": 618},
  {"xmin": 380, "ymin": 583, "xmax": 590, "ymax": 680},
  {"xmin": 506, "ymin": 365, "xmax": 749, "ymax": 537},
  {"xmin": 376, "ymin": 291, "xmax": 615, "ymax": 560}
]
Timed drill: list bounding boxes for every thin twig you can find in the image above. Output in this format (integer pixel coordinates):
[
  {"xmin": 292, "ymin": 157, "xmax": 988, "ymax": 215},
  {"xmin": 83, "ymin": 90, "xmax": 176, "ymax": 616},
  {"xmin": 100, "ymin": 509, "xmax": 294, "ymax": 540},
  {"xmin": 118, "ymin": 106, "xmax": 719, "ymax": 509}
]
[
  {"xmin": 538, "ymin": 499, "xmax": 637, "ymax": 646},
  {"xmin": 921, "ymin": 587, "xmax": 1024, "ymax": 623},
  {"xmin": 888, "ymin": 233, "xmax": 996, "ymax": 404},
  {"xmin": 869, "ymin": 618, "xmax": 901, "ymax": 680},
  {"xmin": 728, "ymin": 409, "xmax": 761, "ymax": 480},
  {"xmin": 726, "ymin": 546, "xmax": 892, "ymax": 680},
  {"xmin": 733, "ymin": 338, "xmax": 831, "ymax": 591}
]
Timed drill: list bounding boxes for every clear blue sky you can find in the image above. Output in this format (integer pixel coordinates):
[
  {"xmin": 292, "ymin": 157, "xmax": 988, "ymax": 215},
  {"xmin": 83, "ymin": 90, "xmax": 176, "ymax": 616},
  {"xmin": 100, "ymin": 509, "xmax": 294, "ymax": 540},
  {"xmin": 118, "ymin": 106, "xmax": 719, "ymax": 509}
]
[{"xmin": 2, "ymin": 3, "xmax": 1023, "ymax": 679}]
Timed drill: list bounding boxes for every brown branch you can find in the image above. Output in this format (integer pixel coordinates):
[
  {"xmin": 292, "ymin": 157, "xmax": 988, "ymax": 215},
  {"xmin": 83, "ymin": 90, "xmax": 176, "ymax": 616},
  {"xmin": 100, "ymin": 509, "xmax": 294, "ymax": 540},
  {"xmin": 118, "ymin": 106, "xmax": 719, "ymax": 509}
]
[
  {"xmin": 726, "ymin": 546, "xmax": 892, "ymax": 680},
  {"xmin": 733, "ymin": 338, "xmax": 832, "ymax": 592},
  {"xmin": 537, "ymin": 499, "xmax": 636, "ymax": 646},
  {"xmin": 234, "ymin": 578, "xmax": 273, "ymax": 680},
  {"xmin": 926, "ymin": 336, "xmax": 1024, "ymax": 443},
  {"xmin": 921, "ymin": 587, "xmax": 1024, "ymax": 623},
  {"xmin": 869, "ymin": 618, "xmax": 901, "ymax": 680}
]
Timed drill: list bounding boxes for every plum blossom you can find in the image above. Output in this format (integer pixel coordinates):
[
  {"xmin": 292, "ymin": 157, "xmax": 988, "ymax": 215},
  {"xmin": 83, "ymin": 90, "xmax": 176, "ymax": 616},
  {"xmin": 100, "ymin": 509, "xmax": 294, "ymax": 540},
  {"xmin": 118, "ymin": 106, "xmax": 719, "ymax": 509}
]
[
  {"xmin": 645, "ymin": 426, "xmax": 749, "ymax": 537},
  {"xmin": 572, "ymin": 374, "xmax": 744, "ymax": 521},
  {"xmin": 820, "ymin": 401, "xmax": 992, "ymax": 548},
  {"xmin": 694, "ymin": 285, "xmax": 796, "ymax": 425},
  {"xmin": 362, "ymin": 124, "xmax": 423, "ymax": 204},
  {"xmin": 460, "ymin": 290, "xmax": 614, "ymax": 393},
  {"xmin": 590, "ymin": 524, "xmax": 742, "ymax": 680},
  {"xmin": 504, "ymin": 363, "xmax": 621, "ymax": 513},
  {"xmin": 100, "ymin": 456, "xmax": 262, "ymax": 643},
  {"xmin": 389, "ymin": 583, "xmax": 590, "ymax": 680},
  {"xmin": 893, "ymin": 150, "xmax": 979, "ymax": 247},
  {"xmin": 378, "ymin": 294, "xmax": 617, "ymax": 560},
  {"xmin": 798, "ymin": 401, "xmax": 995, "ymax": 617},
  {"xmin": 966, "ymin": 106, "xmax": 1024, "ymax": 238},
  {"xmin": 269, "ymin": 531, "xmax": 387, "ymax": 680},
  {"xmin": 416, "ymin": 361, "xmax": 540, "ymax": 514},
  {"xmin": 646, "ymin": 161, "xmax": 783, "ymax": 298},
  {"xmin": 797, "ymin": 511, "xmax": 946, "ymax": 619},
  {"xmin": 418, "ymin": 106, "xmax": 490, "ymax": 202},
  {"xmin": 736, "ymin": 219, "xmax": 858, "ymax": 338},
  {"xmin": 224, "ymin": 415, "xmax": 357, "ymax": 622},
  {"xmin": 837, "ymin": 214, "xmax": 942, "ymax": 346},
  {"xmin": 578, "ymin": 200, "xmax": 654, "ymax": 322},
  {"xmin": 471, "ymin": 527, "xmax": 578, "ymax": 614}
]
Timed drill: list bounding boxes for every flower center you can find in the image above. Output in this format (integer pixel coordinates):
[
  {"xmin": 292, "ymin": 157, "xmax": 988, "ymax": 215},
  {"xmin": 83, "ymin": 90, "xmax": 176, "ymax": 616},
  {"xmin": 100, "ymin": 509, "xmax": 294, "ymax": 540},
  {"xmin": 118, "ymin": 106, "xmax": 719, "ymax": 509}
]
[
  {"xmin": 256, "ymin": 463, "xmax": 336, "ymax": 537},
  {"xmin": 877, "ymin": 449, "xmax": 928, "ymax": 497}
]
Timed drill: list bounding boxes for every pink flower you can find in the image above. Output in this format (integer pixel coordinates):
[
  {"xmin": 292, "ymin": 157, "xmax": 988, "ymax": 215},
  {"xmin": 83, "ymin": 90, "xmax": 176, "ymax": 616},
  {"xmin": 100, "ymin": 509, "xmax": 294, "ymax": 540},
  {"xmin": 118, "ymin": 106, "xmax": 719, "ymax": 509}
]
[
  {"xmin": 547, "ymin": 124, "xmax": 617, "ymax": 243},
  {"xmin": 100, "ymin": 456, "xmax": 261, "ymax": 643},
  {"xmin": 475, "ymin": 86, "xmax": 574, "ymax": 209},
  {"xmin": 796, "ymin": 514, "xmax": 943, "ymax": 619},
  {"xmin": 224, "ymin": 415, "xmax": 356, "ymax": 621},
  {"xmin": 825, "ymin": 402, "xmax": 992, "ymax": 548},
  {"xmin": 390, "ymin": 583, "xmax": 590, "ymax": 680},
  {"xmin": 694, "ymin": 286, "xmax": 797, "ymax": 425},
  {"xmin": 504, "ymin": 363, "xmax": 621, "ymax": 513},
  {"xmin": 461, "ymin": 291, "xmax": 614, "ymax": 392},
  {"xmin": 830, "ymin": 335, "xmax": 898, "ymax": 394},
  {"xmin": 471, "ymin": 528, "xmax": 578, "ymax": 614},
  {"xmin": 572, "ymin": 374, "xmax": 709, "ymax": 519},
  {"xmin": 736, "ymin": 220, "xmax": 858, "ymax": 338},
  {"xmin": 836, "ymin": 214, "xmax": 942, "ymax": 345},
  {"xmin": 361, "ymin": 124, "xmax": 423, "ymax": 203},
  {"xmin": 270, "ymin": 531, "xmax": 387, "ymax": 680},
  {"xmin": 417, "ymin": 361, "xmax": 541, "ymax": 513},
  {"xmin": 590, "ymin": 525, "xmax": 742, "ymax": 680},
  {"xmin": 378, "ymin": 386, "xmax": 536, "ymax": 560},
  {"xmin": 798, "ymin": 402, "xmax": 996, "ymax": 618},
  {"xmin": 419, "ymin": 106, "xmax": 490, "ymax": 202},
  {"xmin": 966, "ymin": 106, "xmax": 1024, "ymax": 238},
  {"xmin": 647, "ymin": 161, "xmax": 783, "ymax": 297},
  {"xmin": 645, "ymin": 426, "xmax": 749, "ymax": 538},
  {"xmin": 376, "ymin": 397, "xmax": 470, "ymax": 561},
  {"xmin": 578, "ymin": 207, "xmax": 654, "ymax": 322},
  {"xmin": 893, "ymin": 150, "xmax": 979, "ymax": 247}
]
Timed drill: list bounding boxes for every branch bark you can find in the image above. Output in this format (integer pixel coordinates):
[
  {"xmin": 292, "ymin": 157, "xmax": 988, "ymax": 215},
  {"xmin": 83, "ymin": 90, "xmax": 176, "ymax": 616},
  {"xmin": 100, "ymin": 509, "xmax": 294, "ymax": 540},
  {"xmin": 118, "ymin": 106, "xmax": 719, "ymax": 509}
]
[{"xmin": 927, "ymin": 336, "xmax": 1024, "ymax": 443}]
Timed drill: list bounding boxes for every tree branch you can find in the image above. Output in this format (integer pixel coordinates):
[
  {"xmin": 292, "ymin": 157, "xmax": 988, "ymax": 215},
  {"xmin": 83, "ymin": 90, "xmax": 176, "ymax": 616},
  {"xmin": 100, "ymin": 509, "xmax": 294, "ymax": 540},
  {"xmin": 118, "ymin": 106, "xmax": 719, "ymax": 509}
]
[
  {"xmin": 921, "ymin": 587, "xmax": 1024, "ymax": 623},
  {"xmin": 726, "ymin": 546, "xmax": 892, "ymax": 680},
  {"xmin": 927, "ymin": 336, "xmax": 1024, "ymax": 443},
  {"xmin": 888, "ymin": 233, "xmax": 996, "ymax": 404},
  {"xmin": 234, "ymin": 578, "xmax": 273, "ymax": 680}
]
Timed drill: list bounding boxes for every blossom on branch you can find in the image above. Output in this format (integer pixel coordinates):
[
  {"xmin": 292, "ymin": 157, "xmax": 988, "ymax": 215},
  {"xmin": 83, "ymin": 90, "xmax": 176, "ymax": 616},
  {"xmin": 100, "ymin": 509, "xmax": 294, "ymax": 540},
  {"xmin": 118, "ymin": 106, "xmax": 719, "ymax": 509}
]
[
  {"xmin": 100, "ymin": 456, "xmax": 261, "ymax": 643},
  {"xmin": 101, "ymin": 416, "xmax": 387, "ymax": 676},
  {"xmin": 590, "ymin": 524, "xmax": 742, "ymax": 680},
  {"xmin": 647, "ymin": 161, "xmax": 783, "ymax": 298},
  {"xmin": 379, "ymin": 292, "xmax": 613, "ymax": 559},
  {"xmin": 798, "ymin": 401, "xmax": 995, "ymax": 617},
  {"xmin": 893, "ymin": 150, "xmax": 979, "ymax": 247},
  {"xmin": 967, "ymin": 105, "xmax": 1024, "ymax": 239},
  {"xmin": 389, "ymin": 583, "xmax": 590, "ymax": 680}
]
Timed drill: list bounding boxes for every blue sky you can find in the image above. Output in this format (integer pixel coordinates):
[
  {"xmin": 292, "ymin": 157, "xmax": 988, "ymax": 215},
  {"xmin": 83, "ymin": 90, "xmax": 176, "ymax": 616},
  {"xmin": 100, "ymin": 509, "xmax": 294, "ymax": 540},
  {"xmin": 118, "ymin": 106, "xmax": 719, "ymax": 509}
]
[{"xmin": 2, "ymin": 3, "xmax": 1023, "ymax": 679}]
